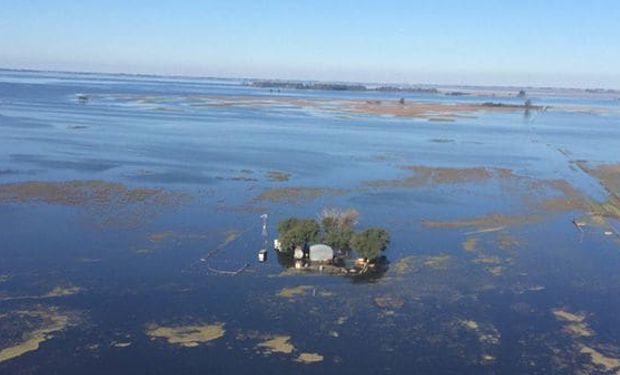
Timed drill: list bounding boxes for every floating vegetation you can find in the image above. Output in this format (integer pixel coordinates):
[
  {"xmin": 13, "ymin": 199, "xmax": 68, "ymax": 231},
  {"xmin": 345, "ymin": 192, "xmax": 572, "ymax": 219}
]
[
  {"xmin": 551, "ymin": 307, "xmax": 620, "ymax": 373},
  {"xmin": 277, "ymin": 285, "xmax": 314, "ymax": 299},
  {"xmin": 427, "ymin": 117, "xmax": 456, "ymax": 122},
  {"xmin": 423, "ymin": 213, "xmax": 540, "ymax": 230},
  {"xmin": 111, "ymin": 341, "xmax": 132, "ymax": 348},
  {"xmin": 1, "ymin": 285, "xmax": 82, "ymax": 302},
  {"xmin": 463, "ymin": 237, "xmax": 478, "ymax": 252},
  {"xmin": 44, "ymin": 286, "xmax": 82, "ymax": 298},
  {"xmin": 223, "ymin": 229, "xmax": 240, "ymax": 245},
  {"xmin": 474, "ymin": 255, "xmax": 502, "ymax": 265},
  {"xmin": 423, "ymin": 255, "xmax": 451, "ymax": 269},
  {"xmin": 257, "ymin": 335, "xmax": 295, "ymax": 354},
  {"xmin": 486, "ymin": 266, "xmax": 504, "ymax": 276},
  {"xmin": 265, "ymin": 171, "xmax": 292, "ymax": 182},
  {"xmin": 148, "ymin": 230, "xmax": 177, "ymax": 243},
  {"xmin": 255, "ymin": 187, "xmax": 347, "ymax": 203},
  {"xmin": 459, "ymin": 319, "xmax": 501, "ymax": 345},
  {"xmin": 296, "ymin": 352, "xmax": 324, "ymax": 363},
  {"xmin": 145, "ymin": 230, "xmax": 216, "ymax": 249},
  {"xmin": 145, "ymin": 323, "xmax": 225, "ymax": 348},
  {"xmin": 583, "ymin": 163, "xmax": 620, "ymax": 194},
  {"xmin": 392, "ymin": 255, "xmax": 453, "ymax": 275},
  {"xmin": 537, "ymin": 179, "xmax": 586, "ymax": 212},
  {"xmin": 366, "ymin": 166, "xmax": 509, "ymax": 189},
  {"xmin": 350, "ymin": 99, "xmax": 533, "ymax": 120},
  {"xmin": 0, "ymin": 180, "xmax": 185, "ymax": 206},
  {"xmin": 392, "ymin": 256, "xmax": 414, "ymax": 274},
  {"xmin": 497, "ymin": 235, "xmax": 519, "ymax": 250},
  {"xmin": 224, "ymin": 175, "xmax": 258, "ymax": 182},
  {"xmin": 0, "ymin": 180, "xmax": 189, "ymax": 228},
  {"xmin": 544, "ymin": 164, "xmax": 620, "ymax": 226},
  {"xmin": 374, "ymin": 296, "xmax": 405, "ymax": 310},
  {"xmin": 461, "ymin": 320, "xmax": 480, "ymax": 330},
  {"xmin": 552, "ymin": 309, "xmax": 585, "ymax": 323},
  {"xmin": 0, "ymin": 307, "xmax": 78, "ymax": 363},
  {"xmin": 579, "ymin": 345, "xmax": 620, "ymax": 373},
  {"xmin": 553, "ymin": 309, "xmax": 593, "ymax": 337}
]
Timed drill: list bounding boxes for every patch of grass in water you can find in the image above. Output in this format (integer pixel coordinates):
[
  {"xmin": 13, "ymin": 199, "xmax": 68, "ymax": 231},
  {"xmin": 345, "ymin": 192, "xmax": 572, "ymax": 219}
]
[
  {"xmin": 0, "ymin": 180, "xmax": 190, "ymax": 228},
  {"xmin": 296, "ymin": 352, "xmax": 324, "ymax": 363},
  {"xmin": 265, "ymin": 171, "xmax": 292, "ymax": 182},
  {"xmin": 423, "ymin": 213, "xmax": 540, "ymax": 230},
  {"xmin": 278, "ymin": 285, "xmax": 314, "ymax": 299},
  {"xmin": 44, "ymin": 286, "xmax": 82, "ymax": 298},
  {"xmin": 423, "ymin": 255, "xmax": 451, "ymax": 269},
  {"xmin": 255, "ymin": 187, "xmax": 347, "ymax": 203},
  {"xmin": 0, "ymin": 307, "xmax": 78, "ymax": 363},
  {"xmin": 579, "ymin": 345, "xmax": 620, "ymax": 372},
  {"xmin": 366, "ymin": 166, "xmax": 504, "ymax": 189},
  {"xmin": 145, "ymin": 322, "xmax": 225, "ymax": 347},
  {"xmin": 257, "ymin": 335, "xmax": 295, "ymax": 354},
  {"xmin": 463, "ymin": 237, "xmax": 478, "ymax": 252}
]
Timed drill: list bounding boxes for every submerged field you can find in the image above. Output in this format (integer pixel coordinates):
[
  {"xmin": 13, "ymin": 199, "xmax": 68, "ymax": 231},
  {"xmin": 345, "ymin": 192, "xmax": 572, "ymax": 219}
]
[{"xmin": 1, "ymin": 70, "xmax": 620, "ymax": 374}]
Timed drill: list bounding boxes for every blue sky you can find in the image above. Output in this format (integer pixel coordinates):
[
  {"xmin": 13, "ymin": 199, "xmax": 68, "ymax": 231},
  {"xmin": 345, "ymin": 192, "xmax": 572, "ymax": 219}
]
[{"xmin": 1, "ymin": 0, "xmax": 619, "ymax": 88}]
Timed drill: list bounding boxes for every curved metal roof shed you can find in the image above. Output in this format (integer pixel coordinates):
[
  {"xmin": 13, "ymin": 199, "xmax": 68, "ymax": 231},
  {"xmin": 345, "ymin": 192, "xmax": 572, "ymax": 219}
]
[{"xmin": 309, "ymin": 244, "xmax": 334, "ymax": 262}]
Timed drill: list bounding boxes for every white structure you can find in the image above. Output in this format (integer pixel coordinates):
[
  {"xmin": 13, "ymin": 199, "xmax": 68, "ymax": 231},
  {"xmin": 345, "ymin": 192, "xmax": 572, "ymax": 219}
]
[
  {"xmin": 273, "ymin": 239, "xmax": 282, "ymax": 252},
  {"xmin": 309, "ymin": 244, "xmax": 334, "ymax": 262},
  {"xmin": 294, "ymin": 246, "xmax": 305, "ymax": 260}
]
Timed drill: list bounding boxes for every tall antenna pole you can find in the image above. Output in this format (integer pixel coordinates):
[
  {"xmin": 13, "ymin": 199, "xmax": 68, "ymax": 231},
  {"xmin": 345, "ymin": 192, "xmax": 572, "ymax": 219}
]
[{"xmin": 260, "ymin": 214, "xmax": 268, "ymax": 249}]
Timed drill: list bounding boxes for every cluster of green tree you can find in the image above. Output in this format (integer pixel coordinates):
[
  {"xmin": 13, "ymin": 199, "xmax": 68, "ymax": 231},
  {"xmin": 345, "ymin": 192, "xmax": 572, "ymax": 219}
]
[{"xmin": 276, "ymin": 208, "xmax": 390, "ymax": 261}]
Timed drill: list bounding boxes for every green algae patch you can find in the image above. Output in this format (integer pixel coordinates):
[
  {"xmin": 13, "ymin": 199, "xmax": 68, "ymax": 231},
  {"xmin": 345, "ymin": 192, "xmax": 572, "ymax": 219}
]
[
  {"xmin": 296, "ymin": 352, "xmax": 324, "ymax": 363},
  {"xmin": 145, "ymin": 323, "xmax": 225, "ymax": 347},
  {"xmin": 257, "ymin": 335, "xmax": 295, "ymax": 354},
  {"xmin": 0, "ymin": 307, "xmax": 77, "ymax": 363}
]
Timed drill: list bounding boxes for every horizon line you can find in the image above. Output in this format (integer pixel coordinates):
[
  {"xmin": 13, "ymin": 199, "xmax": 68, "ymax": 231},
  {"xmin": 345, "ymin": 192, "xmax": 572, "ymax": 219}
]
[{"xmin": 1, "ymin": 66, "xmax": 618, "ymax": 93}]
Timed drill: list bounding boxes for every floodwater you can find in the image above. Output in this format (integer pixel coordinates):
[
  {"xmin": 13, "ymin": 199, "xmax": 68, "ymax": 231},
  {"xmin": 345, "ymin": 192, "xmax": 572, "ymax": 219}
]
[{"xmin": 1, "ymin": 69, "xmax": 620, "ymax": 374}]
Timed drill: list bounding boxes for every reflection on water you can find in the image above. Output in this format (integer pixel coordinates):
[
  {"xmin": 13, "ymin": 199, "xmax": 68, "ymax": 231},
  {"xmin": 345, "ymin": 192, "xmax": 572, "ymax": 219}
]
[{"xmin": 1, "ymin": 70, "xmax": 620, "ymax": 374}]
